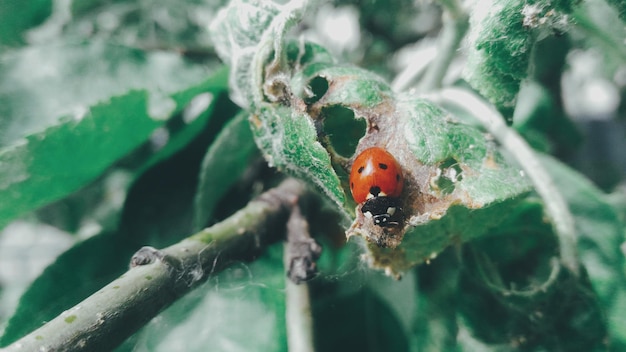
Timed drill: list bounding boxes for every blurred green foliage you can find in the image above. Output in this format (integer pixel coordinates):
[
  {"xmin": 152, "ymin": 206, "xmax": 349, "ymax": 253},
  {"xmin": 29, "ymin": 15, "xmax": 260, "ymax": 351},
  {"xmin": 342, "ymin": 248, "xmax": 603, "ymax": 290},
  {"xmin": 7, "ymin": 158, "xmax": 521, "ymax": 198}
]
[{"xmin": 0, "ymin": 0, "xmax": 625, "ymax": 351}]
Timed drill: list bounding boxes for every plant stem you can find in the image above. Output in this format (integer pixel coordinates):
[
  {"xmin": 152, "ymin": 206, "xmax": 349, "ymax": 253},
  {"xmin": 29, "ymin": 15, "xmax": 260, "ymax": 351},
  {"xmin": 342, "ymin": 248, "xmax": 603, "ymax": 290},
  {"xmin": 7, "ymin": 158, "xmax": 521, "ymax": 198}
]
[
  {"xmin": 284, "ymin": 245, "xmax": 315, "ymax": 352},
  {"xmin": 432, "ymin": 88, "xmax": 580, "ymax": 276},
  {"xmin": 3, "ymin": 179, "xmax": 306, "ymax": 352},
  {"xmin": 285, "ymin": 200, "xmax": 321, "ymax": 284}
]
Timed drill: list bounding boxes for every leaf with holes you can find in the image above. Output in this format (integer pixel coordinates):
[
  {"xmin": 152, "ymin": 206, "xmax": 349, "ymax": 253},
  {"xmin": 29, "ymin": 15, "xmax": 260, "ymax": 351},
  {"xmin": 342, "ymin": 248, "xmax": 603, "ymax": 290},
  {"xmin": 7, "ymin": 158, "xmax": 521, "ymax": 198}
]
[
  {"xmin": 365, "ymin": 97, "xmax": 531, "ymax": 274},
  {"xmin": 250, "ymin": 104, "xmax": 347, "ymax": 220}
]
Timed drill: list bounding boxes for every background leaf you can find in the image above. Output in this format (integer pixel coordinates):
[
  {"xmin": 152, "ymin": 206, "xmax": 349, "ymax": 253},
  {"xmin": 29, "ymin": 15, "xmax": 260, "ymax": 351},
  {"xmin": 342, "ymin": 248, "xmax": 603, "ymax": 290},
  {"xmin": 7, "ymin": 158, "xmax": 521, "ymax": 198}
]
[
  {"xmin": 0, "ymin": 91, "xmax": 161, "ymax": 230},
  {"xmin": 539, "ymin": 154, "xmax": 626, "ymax": 349},
  {"xmin": 193, "ymin": 111, "xmax": 258, "ymax": 230},
  {"xmin": 0, "ymin": 40, "xmax": 210, "ymax": 147},
  {"xmin": 0, "ymin": 42, "xmax": 226, "ymax": 230}
]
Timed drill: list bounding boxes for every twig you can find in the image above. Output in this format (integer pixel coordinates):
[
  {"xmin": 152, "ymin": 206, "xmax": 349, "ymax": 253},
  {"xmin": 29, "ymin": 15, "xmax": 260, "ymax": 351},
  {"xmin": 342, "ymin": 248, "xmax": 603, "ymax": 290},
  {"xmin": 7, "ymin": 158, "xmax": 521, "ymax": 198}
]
[
  {"xmin": 285, "ymin": 200, "xmax": 322, "ymax": 284},
  {"xmin": 431, "ymin": 88, "xmax": 580, "ymax": 276},
  {"xmin": 283, "ymin": 199, "xmax": 319, "ymax": 352},
  {"xmin": 284, "ymin": 247, "xmax": 316, "ymax": 352},
  {"xmin": 3, "ymin": 179, "xmax": 306, "ymax": 352}
]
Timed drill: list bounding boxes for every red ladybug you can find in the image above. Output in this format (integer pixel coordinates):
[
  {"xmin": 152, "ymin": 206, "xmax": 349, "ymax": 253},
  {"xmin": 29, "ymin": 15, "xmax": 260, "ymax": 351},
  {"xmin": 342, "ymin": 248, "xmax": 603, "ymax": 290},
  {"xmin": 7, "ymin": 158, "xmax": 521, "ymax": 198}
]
[{"xmin": 349, "ymin": 147, "xmax": 404, "ymax": 227}]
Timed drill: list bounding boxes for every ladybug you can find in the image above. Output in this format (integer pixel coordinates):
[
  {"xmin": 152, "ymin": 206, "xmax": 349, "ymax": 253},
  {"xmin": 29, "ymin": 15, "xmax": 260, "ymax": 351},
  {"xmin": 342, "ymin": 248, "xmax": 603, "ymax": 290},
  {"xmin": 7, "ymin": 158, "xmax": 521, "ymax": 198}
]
[{"xmin": 349, "ymin": 147, "xmax": 404, "ymax": 227}]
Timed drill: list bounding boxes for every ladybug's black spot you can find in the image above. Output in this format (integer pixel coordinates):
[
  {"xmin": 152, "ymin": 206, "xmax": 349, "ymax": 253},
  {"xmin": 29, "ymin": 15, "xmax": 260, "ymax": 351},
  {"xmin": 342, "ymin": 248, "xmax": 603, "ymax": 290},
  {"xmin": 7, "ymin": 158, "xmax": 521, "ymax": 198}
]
[
  {"xmin": 396, "ymin": 174, "xmax": 400, "ymax": 181},
  {"xmin": 357, "ymin": 166, "xmax": 364, "ymax": 174},
  {"xmin": 369, "ymin": 186, "xmax": 381, "ymax": 197},
  {"xmin": 378, "ymin": 163, "xmax": 388, "ymax": 170}
]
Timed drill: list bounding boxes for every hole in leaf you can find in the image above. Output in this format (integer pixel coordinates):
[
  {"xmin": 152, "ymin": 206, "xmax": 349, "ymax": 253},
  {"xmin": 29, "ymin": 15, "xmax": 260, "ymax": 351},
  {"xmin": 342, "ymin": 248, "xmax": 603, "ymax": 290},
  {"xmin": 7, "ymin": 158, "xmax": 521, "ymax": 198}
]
[
  {"xmin": 305, "ymin": 76, "xmax": 329, "ymax": 104},
  {"xmin": 321, "ymin": 105, "xmax": 366, "ymax": 157},
  {"xmin": 434, "ymin": 158, "xmax": 463, "ymax": 194}
]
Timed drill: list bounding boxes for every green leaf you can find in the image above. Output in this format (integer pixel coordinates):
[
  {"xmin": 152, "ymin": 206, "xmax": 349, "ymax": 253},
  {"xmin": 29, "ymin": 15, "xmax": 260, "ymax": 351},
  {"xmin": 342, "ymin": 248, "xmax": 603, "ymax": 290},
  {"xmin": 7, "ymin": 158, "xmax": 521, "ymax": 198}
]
[
  {"xmin": 400, "ymin": 100, "xmax": 529, "ymax": 206},
  {"xmin": 452, "ymin": 154, "xmax": 624, "ymax": 350},
  {"xmin": 513, "ymin": 81, "xmax": 582, "ymax": 154},
  {"xmin": 0, "ymin": 42, "xmax": 223, "ymax": 230},
  {"xmin": 310, "ymin": 250, "xmax": 413, "ymax": 352},
  {"xmin": 193, "ymin": 111, "xmax": 258, "ymax": 230},
  {"xmin": 369, "ymin": 200, "xmax": 524, "ymax": 274},
  {"xmin": 313, "ymin": 287, "xmax": 408, "ymax": 352},
  {"xmin": 0, "ymin": 40, "xmax": 209, "ymax": 147},
  {"xmin": 412, "ymin": 251, "xmax": 460, "ymax": 352},
  {"xmin": 365, "ymin": 97, "xmax": 531, "ymax": 273},
  {"xmin": 296, "ymin": 65, "xmax": 394, "ymax": 109},
  {"xmin": 464, "ymin": 0, "xmax": 578, "ymax": 118},
  {"xmin": 138, "ymin": 66, "xmax": 231, "ymax": 174},
  {"xmin": 210, "ymin": 0, "xmax": 306, "ymax": 108},
  {"xmin": 119, "ymin": 95, "xmax": 240, "ymax": 248},
  {"xmin": 64, "ymin": 0, "xmax": 227, "ymax": 51},
  {"xmin": 115, "ymin": 244, "xmax": 288, "ymax": 352},
  {"xmin": 457, "ymin": 200, "xmax": 607, "ymax": 351},
  {"xmin": 0, "ymin": 92, "xmax": 161, "ymax": 230},
  {"xmin": 571, "ymin": 0, "xmax": 626, "ymax": 68},
  {"xmin": 251, "ymin": 104, "xmax": 347, "ymax": 219},
  {"xmin": 211, "ymin": 3, "xmax": 353, "ymax": 218}
]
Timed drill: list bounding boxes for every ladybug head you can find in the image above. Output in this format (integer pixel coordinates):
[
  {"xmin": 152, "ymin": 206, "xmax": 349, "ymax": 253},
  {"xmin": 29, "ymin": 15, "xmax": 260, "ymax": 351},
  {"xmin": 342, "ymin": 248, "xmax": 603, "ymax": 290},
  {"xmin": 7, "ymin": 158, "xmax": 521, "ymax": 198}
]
[
  {"xmin": 372, "ymin": 213, "xmax": 392, "ymax": 226},
  {"xmin": 361, "ymin": 196, "xmax": 403, "ymax": 227}
]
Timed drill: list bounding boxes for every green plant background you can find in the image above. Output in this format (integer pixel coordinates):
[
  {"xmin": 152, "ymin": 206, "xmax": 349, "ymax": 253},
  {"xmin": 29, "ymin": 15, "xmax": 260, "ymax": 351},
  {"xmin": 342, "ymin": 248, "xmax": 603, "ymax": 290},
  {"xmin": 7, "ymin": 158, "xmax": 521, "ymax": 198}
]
[{"xmin": 0, "ymin": 0, "xmax": 625, "ymax": 351}]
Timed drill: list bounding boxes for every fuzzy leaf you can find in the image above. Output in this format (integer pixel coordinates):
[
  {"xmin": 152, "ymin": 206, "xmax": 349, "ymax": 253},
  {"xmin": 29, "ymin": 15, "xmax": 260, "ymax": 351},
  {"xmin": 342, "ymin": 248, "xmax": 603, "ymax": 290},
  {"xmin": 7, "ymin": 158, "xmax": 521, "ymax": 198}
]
[
  {"xmin": 251, "ymin": 104, "xmax": 347, "ymax": 216},
  {"xmin": 210, "ymin": 0, "xmax": 307, "ymax": 108},
  {"xmin": 464, "ymin": 0, "xmax": 578, "ymax": 118},
  {"xmin": 367, "ymin": 97, "xmax": 531, "ymax": 273},
  {"xmin": 210, "ymin": 1, "xmax": 349, "ymax": 219},
  {"xmin": 298, "ymin": 65, "xmax": 394, "ymax": 108}
]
